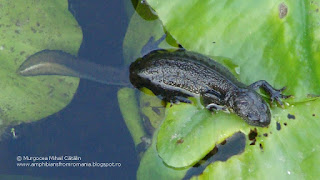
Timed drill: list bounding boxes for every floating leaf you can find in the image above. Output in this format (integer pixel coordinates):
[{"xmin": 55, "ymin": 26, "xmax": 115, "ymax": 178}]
[
  {"xmin": 117, "ymin": 88, "xmax": 146, "ymax": 146},
  {"xmin": 0, "ymin": 0, "xmax": 82, "ymax": 126},
  {"xmin": 157, "ymin": 102, "xmax": 249, "ymax": 168},
  {"xmin": 195, "ymin": 99, "xmax": 320, "ymax": 179},
  {"xmin": 140, "ymin": 0, "xmax": 320, "ymax": 178}
]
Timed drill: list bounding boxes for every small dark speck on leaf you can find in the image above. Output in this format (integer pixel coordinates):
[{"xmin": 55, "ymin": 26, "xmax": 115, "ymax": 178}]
[
  {"xmin": 316, "ymin": 9, "xmax": 319, "ymax": 12},
  {"xmin": 284, "ymin": 122, "xmax": 287, "ymax": 126},
  {"xmin": 312, "ymin": 114, "xmax": 316, "ymax": 117},
  {"xmin": 248, "ymin": 128, "xmax": 258, "ymax": 140},
  {"xmin": 259, "ymin": 143, "xmax": 264, "ymax": 151},
  {"xmin": 263, "ymin": 133, "xmax": 268, "ymax": 137},
  {"xmin": 276, "ymin": 122, "xmax": 281, "ymax": 130},
  {"xmin": 212, "ymin": 42, "xmax": 216, "ymax": 44},
  {"xmin": 287, "ymin": 113, "xmax": 295, "ymax": 119},
  {"xmin": 279, "ymin": 2, "xmax": 288, "ymax": 19},
  {"xmin": 176, "ymin": 139, "xmax": 184, "ymax": 144}
]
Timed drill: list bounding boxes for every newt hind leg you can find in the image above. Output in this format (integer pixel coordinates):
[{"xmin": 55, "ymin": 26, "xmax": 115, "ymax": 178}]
[
  {"xmin": 171, "ymin": 96, "xmax": 192, "ymax": 104},
  {"xmin": 201, "ymin": 89, "xmax": 228, "ymax": 112},
  {"xmin": 248, "ymin": 80, "xmax": 292, "ymax": 106}
]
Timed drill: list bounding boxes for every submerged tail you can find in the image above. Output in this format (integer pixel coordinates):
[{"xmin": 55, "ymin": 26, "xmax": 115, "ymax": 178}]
[{"xmin": 18, "ymin": 50, "xmax": 130, "ymax": 86}]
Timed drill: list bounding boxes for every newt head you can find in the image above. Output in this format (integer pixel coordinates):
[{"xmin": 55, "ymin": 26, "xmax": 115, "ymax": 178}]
[{"xmin": 230, "ymin": 89, "xmax": 271, "ymax": 127}]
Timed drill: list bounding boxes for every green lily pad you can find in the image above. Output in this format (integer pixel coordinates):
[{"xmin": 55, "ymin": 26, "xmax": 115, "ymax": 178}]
[
  {"xmin": 195, "ymin": 98, "xmax": 320, "ymax": 179},
  {"xmin": 0, "ymin": 1, "xmax": 82, "ymax": 126},
  {"xmin": 117, "ymin": 87, "xmax": 146, "ymax": 146},
  {"xmin": 140, "ymin": 94, "xmax": 320, "ymax": 179},
  {"xmin": 157, "ymin": 99, "xmax": 249, "ymax": 168},
  {"xmin": 141, "ymin": 0, "xmax": 320, "ymax": 178}
]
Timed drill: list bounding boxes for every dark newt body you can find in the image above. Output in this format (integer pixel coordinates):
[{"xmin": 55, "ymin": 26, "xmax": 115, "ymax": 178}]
[
  {"xmin": 130, "ymin": 49, "xmax": 290, "ymax": 127},
  {"xmin": 18, "ymin": 48, "xmax": 290, "ymax": 127}
]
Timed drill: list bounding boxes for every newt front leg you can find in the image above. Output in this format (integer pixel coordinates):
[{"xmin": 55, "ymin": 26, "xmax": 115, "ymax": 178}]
[{"xmin": 248, "ymin": 80, "xmax": 291, "ymax": 106}]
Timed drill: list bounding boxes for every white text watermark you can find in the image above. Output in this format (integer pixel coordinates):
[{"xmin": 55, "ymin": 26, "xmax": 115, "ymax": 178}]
[{"xmin": 16, "ymin": 155, "xmax": 121, "ymax": 168}]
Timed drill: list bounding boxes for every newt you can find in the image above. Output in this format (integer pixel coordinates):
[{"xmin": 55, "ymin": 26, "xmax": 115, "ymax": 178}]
[
  {"xmin": 17, "ymin": 39, "xmax": 290, "ymax": 127},
  {"xmin": 130, "ymin": 49, "xmax": 290, "ymax": 127}
]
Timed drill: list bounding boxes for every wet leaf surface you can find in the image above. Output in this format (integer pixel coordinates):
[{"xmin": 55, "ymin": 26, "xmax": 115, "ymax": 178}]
[{"xmin": 0, "ymin": 0, "xmax": 81, "ymax": 126}]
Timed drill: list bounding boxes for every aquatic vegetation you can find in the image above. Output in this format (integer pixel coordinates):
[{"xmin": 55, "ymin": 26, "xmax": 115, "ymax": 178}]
[
  {"xmin": 119, "ymin": 0, "xmax": 320, "ymax": 179},
  {"xmin": 0, "ymin": 1, "xmax": 81, "ymax": 126}
]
